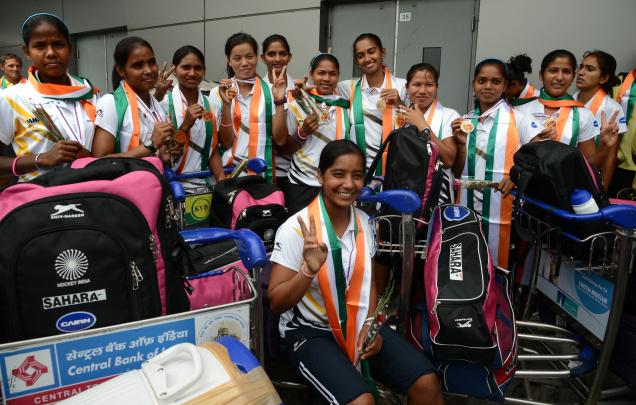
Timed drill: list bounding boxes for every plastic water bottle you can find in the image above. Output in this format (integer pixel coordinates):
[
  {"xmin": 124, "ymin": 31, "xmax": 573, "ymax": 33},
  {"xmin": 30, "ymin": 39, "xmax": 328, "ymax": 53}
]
[{"xmin": 570, "ymin": 189, "xmax": 599, "ymax": 214}]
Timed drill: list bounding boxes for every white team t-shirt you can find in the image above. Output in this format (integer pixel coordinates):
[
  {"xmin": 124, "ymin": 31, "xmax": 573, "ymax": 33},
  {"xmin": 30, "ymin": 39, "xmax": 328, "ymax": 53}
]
[
  {"xmin": 0, "ymin": 80, "xmax": 97, "ymax": 181},
  {"xmin": 270, "ymin": 205, "xmax": 376, "ymax": 337},
  {"xmin": 572, "ymin": 90, "xmax": 628, "ymax": 135}
]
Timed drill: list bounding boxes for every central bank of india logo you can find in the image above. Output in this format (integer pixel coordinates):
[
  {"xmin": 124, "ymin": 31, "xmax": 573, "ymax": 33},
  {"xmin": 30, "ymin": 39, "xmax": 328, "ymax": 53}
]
[{"xmin": 55, "ymin": 249, "xmax": 89, "ymax": 280}]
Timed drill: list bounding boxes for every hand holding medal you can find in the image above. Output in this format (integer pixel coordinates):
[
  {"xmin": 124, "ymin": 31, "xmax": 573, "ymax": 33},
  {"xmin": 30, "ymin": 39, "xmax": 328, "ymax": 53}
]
[
  {"xmin": 219, "ymin": 79, "xmax": 237, "ymax": 104},
  {"xmin": 451, "ymin": 117, "xmax": 469, "ymax": 146}
]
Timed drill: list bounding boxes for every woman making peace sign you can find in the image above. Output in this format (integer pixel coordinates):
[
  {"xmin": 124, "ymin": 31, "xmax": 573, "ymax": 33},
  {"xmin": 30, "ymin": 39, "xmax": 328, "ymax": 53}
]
[{"xmin": 269, "ymin": 140, "xmax": 443, "ymax": 405}]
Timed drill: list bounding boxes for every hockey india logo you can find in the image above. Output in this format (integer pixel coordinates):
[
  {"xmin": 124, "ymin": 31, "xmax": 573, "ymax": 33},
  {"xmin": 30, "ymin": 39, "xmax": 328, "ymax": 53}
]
[{"xmin": 55, "ymin": 249, "xmax": 89, "ymax": 280}]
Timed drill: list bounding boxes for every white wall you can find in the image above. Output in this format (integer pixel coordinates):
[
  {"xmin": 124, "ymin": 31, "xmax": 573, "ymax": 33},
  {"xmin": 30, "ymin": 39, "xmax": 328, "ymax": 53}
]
[{"xmin": 476, "ymin": 0, "xmax": 636, "ymax": 90}]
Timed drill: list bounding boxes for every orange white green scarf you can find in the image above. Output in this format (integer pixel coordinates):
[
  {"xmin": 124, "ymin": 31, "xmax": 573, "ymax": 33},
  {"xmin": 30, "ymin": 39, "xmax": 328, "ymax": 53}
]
[
  {"xmin": 538, "ymin": 88, "xmax": 583, "ymax": 146},
  {"xmin": 28, "ymin": 66, "xmax": 97, "ymax": 121}
]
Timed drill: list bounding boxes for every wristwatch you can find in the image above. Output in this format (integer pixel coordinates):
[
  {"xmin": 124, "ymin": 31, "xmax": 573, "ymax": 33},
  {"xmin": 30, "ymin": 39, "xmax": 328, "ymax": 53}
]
[{"xmin": 143, "ymin": 138, "xmax": 157, "ymax": 154}]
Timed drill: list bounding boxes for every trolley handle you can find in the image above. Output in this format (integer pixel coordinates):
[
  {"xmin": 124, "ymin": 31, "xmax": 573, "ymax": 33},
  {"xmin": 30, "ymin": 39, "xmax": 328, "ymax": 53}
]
[
  {"xmin": 357, "ymin": 187, "xmax": 421, "ymax": 214},
  {"xmin": 170, "ymin": 181, "xmax": 186, "ymax": 203},
  {"xmin": 513, "ymin": 190, "xmax": 636, "ymax": 229},
  {"xmin": 179, "ymin": 228, "xmax": 268, "ymax": 270},
  {"xmin": 164, "ymin": 158, "xmax": 268, "ymax": 180}
]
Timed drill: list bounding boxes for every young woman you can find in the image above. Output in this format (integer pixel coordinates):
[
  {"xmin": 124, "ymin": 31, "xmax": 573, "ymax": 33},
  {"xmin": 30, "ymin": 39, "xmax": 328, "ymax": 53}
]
[
  {"xmin": 261, "ymin": 34, "xmax": 295, "ymax": 190},
  {"xmin": 574, "ymin": 50, "xmax": 627, "ymax": 188},
  {"xmin": 0, "ymin": 53, "xmax": 26, "ymax": 89},
  {"xmin": 215, "ymin": 33, "xmax": 288, "ymax": 183},
  {"xmin": 159, "ymin": 45, "xmax": 230, "ymax": 186},
  {"xmin": 505, "ymin": 54, "xmax": 536, "ymax": 105},
  {"xmin": 613, "ymin": 66, "xmax": 636, "ymax": 195},
  {"xmin": 0, "ymin": 13, "xmax": 97, "ymax": 181},
  {"xmin": 92, "ymin": 37, "xmax": 177, "ymax": 163},
  {"xmin": 285, "ymin": 53, "xmax": 351, "ymax": 214},
  {"xmin": 337, "ymin": 33, "xmax": 407, "ymax": 175},
  {"xmin": 269, "ymin": 140, "xmax": 443, "ymax": 405},
  {"xmin": 400, "ymin": 63, "xmax": 460, "ymax": 203},
  {"xmin": 452, "ymin": 59, "xmax": 542, "ymax": 270},
  {"xmin": 514, "ymin": 50, "xmax": 617, "ymax": 169}
]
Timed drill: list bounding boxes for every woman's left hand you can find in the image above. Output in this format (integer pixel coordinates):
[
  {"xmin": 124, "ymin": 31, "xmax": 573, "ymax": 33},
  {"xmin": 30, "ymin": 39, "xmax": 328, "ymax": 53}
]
[
  {"xmin": 379, "ymin": 88, "xmax": 402, "ymax": 107},
  {"xmin": 599, "ymin": 110, "xmax": 620, "ymax": 149},
  {"xmin": 271, "ymin": 66, "xmax": 288, "ymax": 104},
  {"xmin": 154, "ymin": 62, "xmax": 175, "ymax": 101},
  {"xmin": 357, "ymin": 324, "xmax": 383, "ymax": 361}
]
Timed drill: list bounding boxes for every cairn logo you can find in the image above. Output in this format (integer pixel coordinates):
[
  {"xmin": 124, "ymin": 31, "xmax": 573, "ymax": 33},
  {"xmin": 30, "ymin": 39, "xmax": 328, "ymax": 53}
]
[
  {"xmin": 443, "ymin": 205, "xmax": 470, "ymax": 222},
  {"xmin": 55, "ymin": 249, "xmax": 89, "ymax": 281},
  {"xmin": 50, "ymin": 203, "xmax": 84, "ymax": 219},
  {"xmin": 449, "ymin": 243, "xmax": 463, "ymax": 281},
  {"xmin": 455, "ymin": 318, "xmax": 473, "ymax": 328},
  {"xmin": 56, "ymin": 311, "xmax": 96, "ymax": 332},
  {"xmin": 11, "ymin": 355, "xmax": 49, "ymax": 387}
]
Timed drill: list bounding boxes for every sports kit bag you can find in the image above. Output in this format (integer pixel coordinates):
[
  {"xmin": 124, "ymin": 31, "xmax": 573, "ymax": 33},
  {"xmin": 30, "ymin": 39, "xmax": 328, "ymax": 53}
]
[
  {"xmin": 210, "ymin": 176, "xmax": 287, "ymax": 251},
  {"xmin": 0, "ymin": 157, "xmax": 189, "ymax": 342},
  {"xmin": 410, "ymin": 204, "xmax": 517, "ymax": 400},
  {"xmin": 509, "ymin": 140, "xmax": 610, "ymax": 260},
  {"xmin": 365, "ymin": 125, "xmax": 443, "ymax": 241},
  {"xmin": 173, "ymin": 239, "xmax": 251, "ymax": 310}
]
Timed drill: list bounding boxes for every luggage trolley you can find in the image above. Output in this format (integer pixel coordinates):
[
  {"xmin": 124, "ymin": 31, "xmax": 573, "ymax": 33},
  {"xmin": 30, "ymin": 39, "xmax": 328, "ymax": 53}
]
[
  {"xmin": 165, "ymin": 158, "xmax": 268, "ymax": 230},
  {"xmin": 0, "ymin": 228, "xmax": 269, "ymax": 405},
  {"xmin": 357, "ymin": 187, "xmax": 423, "ymax": 334},
  {"xmin": 508, "ymin": 192, "xmax": 636, "ymax": 405}
]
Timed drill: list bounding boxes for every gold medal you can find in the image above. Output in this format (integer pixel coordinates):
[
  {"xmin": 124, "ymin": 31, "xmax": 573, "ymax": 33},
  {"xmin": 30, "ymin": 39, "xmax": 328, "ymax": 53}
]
[
  {"xmin": 460, "ymin": 120, "xmax": 474, "ymax": 133},
  {"xmin": 376, "ymin": 98, "xmax": 387, "ymax": 111},
  {"xmin": 226, "ymin": 87, "xmax": 237, "ymax": 100},
  {"xmin": 203, "ymin": 111, "xmax": 214, "ymax": 122},
  {"xmin": 544, "ymin": 117, "xmax": 557, "ymax": 129}
]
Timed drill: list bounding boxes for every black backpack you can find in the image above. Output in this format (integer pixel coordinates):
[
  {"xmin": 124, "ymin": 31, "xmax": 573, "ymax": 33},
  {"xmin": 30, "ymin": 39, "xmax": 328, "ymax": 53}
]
[
  {"xmin": 0, "ymin": 158, "xmax": 189, "ymax": 342},
  {"xmin": 510, "ymin": 140, "xmax": 610, "ymax": 259},
  {"xmin": 365, "ymin": 125, "xmax": 444, "ymax": 241},
  {"xmin": 210, "ymin": 176, "xmax": 287, "ymax": 251}
]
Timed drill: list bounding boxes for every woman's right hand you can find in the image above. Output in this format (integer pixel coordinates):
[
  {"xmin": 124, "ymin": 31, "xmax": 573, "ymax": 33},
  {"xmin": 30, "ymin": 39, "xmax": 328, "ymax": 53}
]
[
  {"xmin": 300, "ymin": 113, "xmax": 320, "ymax": 138},
  {"xmin": 451, "ymin": 118, "xmax": 468, "ymax": 147},
  {"xmin": 219, "ymin": 79, "xmax": 237, "ymax": 105},
  {"xmin": 297, "ymin": 214, "xmax": 328, "ymax": 275},
  {"xmin": 182, "ymin": 104, "xmax": 204, "ymax": 130},
  {"xmin": 151, "ymin": 121, "xmax": 175, "ymax": 149},
  {"xmin": 38, "ymin": 140, "xmax": 82, "ymax": 167}
]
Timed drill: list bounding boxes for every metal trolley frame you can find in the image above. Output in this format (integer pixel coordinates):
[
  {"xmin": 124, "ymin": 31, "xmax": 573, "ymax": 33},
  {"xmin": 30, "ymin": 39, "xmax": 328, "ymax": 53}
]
[{"xmin": 507, "ymin": 192, "xmax": 636, "ymax": 405}]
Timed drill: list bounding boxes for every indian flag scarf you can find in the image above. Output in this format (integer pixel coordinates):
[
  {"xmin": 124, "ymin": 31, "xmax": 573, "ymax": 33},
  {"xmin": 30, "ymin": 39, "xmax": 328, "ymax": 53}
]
[
  {"xmin": 288, "ymin": 90, "xmax": 351, "ymax": 141},
  {"xmin": 1, "ymin": 76, "xmax": 26, "ymax": 89},
  {"xmin": 350, "ymin": 65, "xmax": 396, "ymax": 176},
  {"xmin": 616, "ymin": 69, "xmax": 636, "ymax": 170},
  {"xmin": 510, "ymin": 82, "xmax": 537, "ymax": 106},
  {"xmin": 167, "ymin": 85, "xmax": 217, "ymax": 175},
  {"xmin": 307, "ymin": 194, "xmax": 375, "ymax": 390},
  {"xmin": 460, "ymin": 101, "xmax": 520, "ymax": 269},
  {"xmin": 582, "ymin": 88, "xmax": 607, "ymax": 147},
  {"xmin": 28, "ymin": 66, "xmax": 97, "ymax": 122},
  {"xmin": 229, "ymin": 75, "xmax": 274, "ymax": 182},
  {"xmin": 538, "ymin": 88, "xmax": 583, "ymax": 146}
]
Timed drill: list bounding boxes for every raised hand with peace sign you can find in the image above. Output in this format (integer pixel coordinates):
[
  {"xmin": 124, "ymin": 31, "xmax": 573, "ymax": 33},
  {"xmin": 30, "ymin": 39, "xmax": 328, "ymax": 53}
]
[
  {"xmin": 599, "ymin": 110, "xmax": 620, "ymax": 149},
  {"xmin": 297, "ymin": 214, "xmax": 328, "ymax": 275},
  {"xmin": 271, "ymin": 65, "xmax": 288, "ymax": 103},
  {"xmin": 154, "ymin": 62, "xmax": 175, "ymax": 102}
]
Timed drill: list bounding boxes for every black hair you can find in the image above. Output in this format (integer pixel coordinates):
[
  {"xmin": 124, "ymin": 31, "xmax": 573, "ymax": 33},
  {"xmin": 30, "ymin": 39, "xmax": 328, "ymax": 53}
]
[
  {"xmin": 172, "ymin": 45, "xmax": 205, "ymax": 69},
  {"xmin": 352, "ymin": 33, "xmax": 383, "ymax": 54},
  {"xmin": 21, "ymin": 13, "xmax": 70, "ymax": 46},
  {"xmin": 540, "ymin": 49, "xmax": 576, "ymax": 73},
  {"xmin": 318, "ymin": 140, "xmax": 366, "ymax": 174},
  {"xmin": 262, "ymin": 34, "xmax": 290, "ymax": 54},
  {"xmin": 582, "ymin": 50, "xmax": 619, "ymax": 95},
  {"xmin": 0, "ymin": 53, "xmax": 22, "ymax": 66},
  {"xmin": 406, "ymin": 63, "xmax": 439, "ymax": 85},
  {"xmin": 506, "ymin": 54, "xmax": 532, "ymax": 84},
  {"xmin": 111, "ymin": 36, "xmax": 154, "ymax": 90},
  {"xmin": 224, "ymin": 33, "xmax": 258, "ymax": 77},
  {"xmin": 310, "ymin": 53, "xmax": 339, "ymax": 72},
  {"xmin": 473, "ymin": 58, "xmax": 507, "ymax": 110}
]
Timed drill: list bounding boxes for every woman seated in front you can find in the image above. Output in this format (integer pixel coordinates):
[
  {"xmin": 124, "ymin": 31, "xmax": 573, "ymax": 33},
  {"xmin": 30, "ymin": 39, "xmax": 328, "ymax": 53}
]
[{"xmin": 268, "ymin": 139, "xmax": 444, "ymax": 405}]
